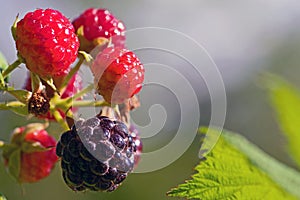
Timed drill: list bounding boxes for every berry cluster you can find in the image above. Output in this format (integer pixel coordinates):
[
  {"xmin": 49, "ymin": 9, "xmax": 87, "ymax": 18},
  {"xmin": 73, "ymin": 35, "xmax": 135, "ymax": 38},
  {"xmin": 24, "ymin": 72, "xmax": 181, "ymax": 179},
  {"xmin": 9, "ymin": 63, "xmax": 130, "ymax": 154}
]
[{"xmin": 0, "ymin": 7, "xmax": 144, "ymax": 193}]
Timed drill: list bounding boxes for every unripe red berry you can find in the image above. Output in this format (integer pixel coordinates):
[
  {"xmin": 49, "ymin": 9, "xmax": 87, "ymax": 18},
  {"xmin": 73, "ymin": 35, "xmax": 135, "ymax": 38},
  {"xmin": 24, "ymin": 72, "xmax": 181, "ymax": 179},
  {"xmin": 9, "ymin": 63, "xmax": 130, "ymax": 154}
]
[
  {"xmin": 91, "ymin": 47, "xmax": 144, "ymax": 104},
  {"xmin": 2, "ymin": 125, "xmax": 58, "ymax": 183}
]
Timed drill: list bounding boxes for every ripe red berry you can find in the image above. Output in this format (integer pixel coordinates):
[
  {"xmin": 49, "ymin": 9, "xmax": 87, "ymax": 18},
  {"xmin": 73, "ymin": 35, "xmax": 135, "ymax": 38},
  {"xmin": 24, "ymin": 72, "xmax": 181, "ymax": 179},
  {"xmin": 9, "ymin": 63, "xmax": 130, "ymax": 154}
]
[
  {"xmin": 72, "ymin": 8, "xmax": 125, "ymax": 51},
  {"xmin": 24, "ymin": 72, "xmax": 83, "ymax": 120},
  {"xmin": 91, "ymin": 47, "xmax": 144, "ymax": 104},
  {"xmin": 16, "ymin": 8, "xmax": 79, "ymax": 77},
  {"xmin": 3, "ymin": 125, "xmax": 58, "ymax": 183}
]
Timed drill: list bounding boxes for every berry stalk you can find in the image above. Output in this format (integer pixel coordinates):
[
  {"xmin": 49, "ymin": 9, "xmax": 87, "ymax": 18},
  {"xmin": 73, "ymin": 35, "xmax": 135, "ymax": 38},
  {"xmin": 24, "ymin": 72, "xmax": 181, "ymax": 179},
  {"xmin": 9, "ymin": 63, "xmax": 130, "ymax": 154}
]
[
  {"xmin": 1, "ymin": 58, "xmax": 23, "ymax": 78},
  {"xmin": 59, "ymin": 56, "xmax": 84, "ymax": 92},
  {"xmin": 51, "ymin": 109, "xmax": 70, "ymax": 131}
]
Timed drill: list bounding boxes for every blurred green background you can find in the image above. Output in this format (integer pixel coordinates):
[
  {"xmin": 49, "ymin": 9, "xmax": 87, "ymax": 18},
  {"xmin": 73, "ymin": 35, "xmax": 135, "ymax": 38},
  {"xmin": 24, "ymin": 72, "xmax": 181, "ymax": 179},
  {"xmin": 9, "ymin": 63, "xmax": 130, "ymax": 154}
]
[{"xmin": 1, "ymin": 0, "xmax": 300, "ymax": 199}]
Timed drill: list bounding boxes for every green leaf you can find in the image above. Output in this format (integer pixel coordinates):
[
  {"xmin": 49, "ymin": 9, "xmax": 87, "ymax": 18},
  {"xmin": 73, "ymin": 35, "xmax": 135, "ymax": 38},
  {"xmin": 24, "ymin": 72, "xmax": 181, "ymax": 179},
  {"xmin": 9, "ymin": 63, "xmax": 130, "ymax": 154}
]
[
  {"xmin": 266, "ymin": 74, "xmax": 300, "ymax": 168},
  {"xmin": 167, "ymin": 128, "xmax": 299, "ymax": 200},
  {"xmin": 0, "ymin": 193, "xmax": 7, "ymax": 200},
  {"xmin": 222, "ymin": 129, "xmax": 300, "ymax": 198}
]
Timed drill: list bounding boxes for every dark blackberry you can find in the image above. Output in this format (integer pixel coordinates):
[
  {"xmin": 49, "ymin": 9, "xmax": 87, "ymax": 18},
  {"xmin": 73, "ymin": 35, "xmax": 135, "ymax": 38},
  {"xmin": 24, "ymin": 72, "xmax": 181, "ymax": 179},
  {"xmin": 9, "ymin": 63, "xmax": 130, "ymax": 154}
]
[{"xmin": 56, "ymin": 116, "xmax": 142, "ymax": 192}]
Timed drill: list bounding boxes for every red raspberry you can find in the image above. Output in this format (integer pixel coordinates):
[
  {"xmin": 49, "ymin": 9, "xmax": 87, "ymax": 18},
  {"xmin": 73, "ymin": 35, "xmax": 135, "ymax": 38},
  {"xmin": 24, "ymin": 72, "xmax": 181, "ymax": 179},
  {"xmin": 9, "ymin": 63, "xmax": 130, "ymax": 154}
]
[
  {"xmin": 91, "ymin": 47, "xmax": 144, "ymax": 104},
  {"xmin": 24, "ymin": 72, "xmax": 83, "ymax": 120},
  {"xmin": 16, "ymin": 9, "xmax": 79, "ymax": 77},
  {"xmin": 72, "ymin": 8, "xmax": 125, "ymax": 51},
  {"xmin": 3, "ymin": 125, "xmax": 58, "ymax": 183}
]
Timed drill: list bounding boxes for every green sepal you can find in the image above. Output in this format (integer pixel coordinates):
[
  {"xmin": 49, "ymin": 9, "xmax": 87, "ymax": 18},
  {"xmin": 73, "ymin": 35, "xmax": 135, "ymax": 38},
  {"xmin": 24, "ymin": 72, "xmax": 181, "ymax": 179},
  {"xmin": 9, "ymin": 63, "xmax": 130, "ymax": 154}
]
[
  {"xmin": 2, "ymin": 143, "xmax": 18, "ymax": 161},
  {"xmin": 30, "ymin": 72, "xmax": 42, "ymax": 92},
  {"xmin": 79, "ymin": 51, "xmax": 93, "ymax": 63},
  {"xmin": 7, "ymin": 149, "xmax": 21, "ymax": 181},
  {"xmin": 41, "ymin": 77, "xmax": 57, "ymax": 95},
  {"xmin": 21, "ymin": 141, "xmax": 50, "ymax": 153},
  {"xmin": 7, "ymin": 102, "xmax": 28, "ymax": 116},
  {"xmin": 0, "ymin": 101, "xmax": 28, "ymax": 116},
  {"xmin": 7, "ymin": 90, "xmax": 32, "ymax": 104},
  {"xmin": 11, "ymin": 14, "xmax": 19, "ymax": 41}
]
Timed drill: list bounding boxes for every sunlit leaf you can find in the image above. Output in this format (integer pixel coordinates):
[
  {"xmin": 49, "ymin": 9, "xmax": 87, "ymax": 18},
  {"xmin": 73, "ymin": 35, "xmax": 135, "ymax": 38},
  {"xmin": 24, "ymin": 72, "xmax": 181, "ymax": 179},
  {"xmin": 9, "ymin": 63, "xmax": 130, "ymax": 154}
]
[
  {"xmin": 168, "ymin": 128, "xmax": 299, "ymax": 200},
  {"xmin": 266, "ymin": 74, "xmax": 300, "ymax": 168}
]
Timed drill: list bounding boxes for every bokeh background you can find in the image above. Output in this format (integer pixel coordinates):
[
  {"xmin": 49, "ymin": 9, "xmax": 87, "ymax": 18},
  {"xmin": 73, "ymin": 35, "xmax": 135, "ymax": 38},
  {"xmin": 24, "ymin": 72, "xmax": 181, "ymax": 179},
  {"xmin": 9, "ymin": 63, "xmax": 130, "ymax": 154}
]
[{"xmin": 0, "ymin": 0, "xmax": 300, "ymax": 199}]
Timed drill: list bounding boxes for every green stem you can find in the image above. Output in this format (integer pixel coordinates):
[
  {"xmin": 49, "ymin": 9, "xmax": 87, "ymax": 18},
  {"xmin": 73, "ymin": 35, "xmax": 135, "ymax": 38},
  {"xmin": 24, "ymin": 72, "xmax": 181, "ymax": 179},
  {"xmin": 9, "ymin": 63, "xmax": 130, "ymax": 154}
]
[
  {"xmin": 52, "ymin": 110, "xmax": 69, "ymax": 131},
  {"xmin": 71, "ymin": 100, "xmax": 109, "ymax": 107},
  {"xmin": 2, "ymin": 58, "xmax": 22, "ymax": 78},
  {"xmin": 222, "ymin": 131, "xmax": 300, "ymax": 198},
  {"xmin": 69, "ymin": 84, "xmax": 94, "ymax": 101},
  {"xmin": 60, "ymin": 56, "xmax": 84, "ymax": 92}
]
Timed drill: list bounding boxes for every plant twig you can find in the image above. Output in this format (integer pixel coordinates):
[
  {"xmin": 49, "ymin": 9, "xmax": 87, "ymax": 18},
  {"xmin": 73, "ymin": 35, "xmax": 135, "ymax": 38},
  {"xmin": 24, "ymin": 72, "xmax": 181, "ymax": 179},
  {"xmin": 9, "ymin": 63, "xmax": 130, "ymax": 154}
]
[
  {"xmin": 52, "ymin": 110, "xmax": 69, "ymax": 131},
  {"xmin": 71, "ymin": 100, "xmax": 108, "ymax": 107},
  {"xmin": 60, "ymin": 56, "xmax": 84, "ymax": 91},
  {"xmin": 2, "ymin": 58, "xmax": 22, "ymax": 78}
]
